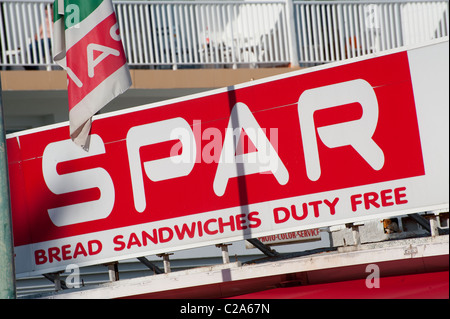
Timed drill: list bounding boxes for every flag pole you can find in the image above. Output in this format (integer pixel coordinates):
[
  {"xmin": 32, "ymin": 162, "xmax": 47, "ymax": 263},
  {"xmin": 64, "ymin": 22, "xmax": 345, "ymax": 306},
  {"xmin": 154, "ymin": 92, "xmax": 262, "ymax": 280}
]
[{"xmin": 0, "ymin": 77, "xmax": 16, "ymax": 299}]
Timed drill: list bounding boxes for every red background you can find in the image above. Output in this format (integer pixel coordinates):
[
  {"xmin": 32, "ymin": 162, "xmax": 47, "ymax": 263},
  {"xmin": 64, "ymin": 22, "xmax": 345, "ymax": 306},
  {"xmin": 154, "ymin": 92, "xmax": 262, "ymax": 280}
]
[{"xmin": 7, "ymin": 51, "xmax": 424, "ymax": 246}]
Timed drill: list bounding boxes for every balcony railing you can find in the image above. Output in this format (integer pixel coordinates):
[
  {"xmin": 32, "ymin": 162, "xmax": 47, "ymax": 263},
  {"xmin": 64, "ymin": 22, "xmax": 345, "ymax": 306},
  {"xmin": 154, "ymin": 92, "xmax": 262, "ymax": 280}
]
[
  {"xmin": 294, "ymin": 0, "xmax": 449, "ymax": 64},
  {"xmin": 0, "ymin": 0, "xmax": 448, "ymax": 70}
]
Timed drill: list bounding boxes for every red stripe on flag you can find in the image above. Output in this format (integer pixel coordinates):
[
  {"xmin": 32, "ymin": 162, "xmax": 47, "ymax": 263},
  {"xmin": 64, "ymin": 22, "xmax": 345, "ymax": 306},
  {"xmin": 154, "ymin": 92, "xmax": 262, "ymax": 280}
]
[{"xmin": 66, "ymin": 13, "xmax": 127, "ymax": 110}]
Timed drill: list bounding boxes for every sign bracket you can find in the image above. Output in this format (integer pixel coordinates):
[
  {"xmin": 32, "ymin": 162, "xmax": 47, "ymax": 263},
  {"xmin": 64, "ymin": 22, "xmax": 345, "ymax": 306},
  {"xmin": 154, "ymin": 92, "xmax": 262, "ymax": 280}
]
[
  {"xmin": 246, "ymin": 238, "xmax": 280, "ymax": 257},
  {"xmin": 43, "ymin": 272, "xmax": 67, "ymax": 291},
  {"xmin": 157, "ymin": 253, "xmax": 173, "ymax": 273},
  {"xmin": 408, "ymin": 213, "xmax": 449, "ymax": 236},
  {"xmin": 137, "ymin": 257, "xmax": 164, "ymax": 275},
  {"xmin": 105, "ymin": 262, "xmax": 120, "ymax": 282}
]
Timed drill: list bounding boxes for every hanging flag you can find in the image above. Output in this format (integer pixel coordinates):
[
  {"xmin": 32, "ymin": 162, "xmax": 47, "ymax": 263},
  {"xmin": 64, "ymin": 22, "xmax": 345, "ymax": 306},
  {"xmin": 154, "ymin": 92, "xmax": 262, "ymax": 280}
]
[{"xmin": 53, "ymin": 0, "xmax": 131, "ymax": 150}]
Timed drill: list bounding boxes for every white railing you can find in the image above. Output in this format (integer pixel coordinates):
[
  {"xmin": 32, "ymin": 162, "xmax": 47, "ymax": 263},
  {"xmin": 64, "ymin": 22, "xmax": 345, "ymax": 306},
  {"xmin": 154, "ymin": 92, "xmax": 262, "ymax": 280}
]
[
  {"xmin": 0, "ymin": 0, "xmax": 448, "ymax": 70},
  {"xmin": 0, "ymin": 0, "xmax": 54, "ymax": 69},
  {"xmin": 293, "ymin": 0, "xmax": 449, "ymax": 65},
  {"xmin": 115, "ymin": 0, "xmax": 291, "ymax": 69}
]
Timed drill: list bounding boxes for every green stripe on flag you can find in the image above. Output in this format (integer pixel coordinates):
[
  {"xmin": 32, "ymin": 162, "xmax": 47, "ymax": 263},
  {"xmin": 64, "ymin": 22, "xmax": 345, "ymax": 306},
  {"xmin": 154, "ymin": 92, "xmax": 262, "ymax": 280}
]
[
  {"xmin": 53, "ymin": 0, "xmax": 61, "ymax": 22},
  {"xmin": 54, "ymin": 0, "xmax": 104, "ymax": 29}
]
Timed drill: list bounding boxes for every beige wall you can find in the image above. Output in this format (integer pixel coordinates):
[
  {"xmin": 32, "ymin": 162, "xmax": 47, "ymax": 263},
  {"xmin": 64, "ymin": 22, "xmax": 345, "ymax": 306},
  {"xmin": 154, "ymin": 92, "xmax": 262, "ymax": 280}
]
[
  {"xmin": 0, "ymin": 67, "xmax": 301, "ymax": 133},
  {"xmin": 1, "ymin": 67, "xmax": 301, "ymax": 91}
]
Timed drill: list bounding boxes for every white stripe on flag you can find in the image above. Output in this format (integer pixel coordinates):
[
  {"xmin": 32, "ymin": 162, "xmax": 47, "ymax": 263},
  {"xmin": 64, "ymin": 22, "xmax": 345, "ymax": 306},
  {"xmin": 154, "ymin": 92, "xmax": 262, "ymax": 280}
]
[{"xmin": 69, "ymin": 64, "xmax": 132, "ymax": 149}]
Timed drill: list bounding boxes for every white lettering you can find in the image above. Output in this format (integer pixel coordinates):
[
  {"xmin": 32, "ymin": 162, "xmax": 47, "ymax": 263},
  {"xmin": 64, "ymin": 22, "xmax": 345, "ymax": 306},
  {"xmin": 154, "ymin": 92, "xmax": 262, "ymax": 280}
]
[
  {"xmin": 87, "ymin": 43, "xmax": 120, "ymax": 78},
  {"xmin": 126, "ymin": 118, "xmax": 196, "ymax": 213},
  {"xmin": 42, "ymin": 135, "xmax": 115, "ymax": 227},
  {"xmin": 110, "ymin": 23, "xmax": 121, "ymax": 41},
  {"xmin": 66, "ymin": 65, "xmax": 83, "ymax": 88},
  {"xmin": 298, "ymin": 79, "xmax": 385, "ymax": 181},
  {"xmin": 213, "ymin": 102, "xmax": 289, "ymax": 197}
]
